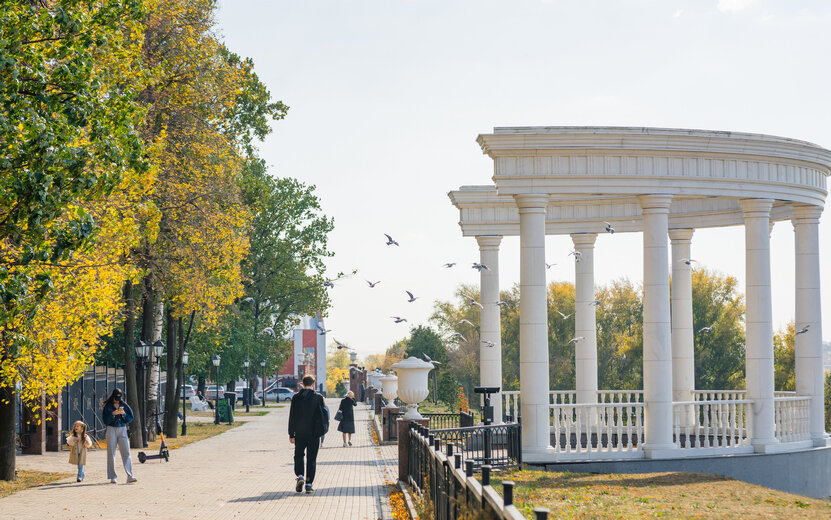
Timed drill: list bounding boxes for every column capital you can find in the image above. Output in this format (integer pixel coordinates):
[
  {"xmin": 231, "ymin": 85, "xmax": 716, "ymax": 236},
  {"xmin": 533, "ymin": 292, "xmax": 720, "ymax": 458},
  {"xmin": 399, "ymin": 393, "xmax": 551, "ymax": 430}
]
[
  {"xmin": 513, "ymin": 194, "xmax": 549, "ymax": 213},
  {"xmin": 638, "ymin": 194, "xmax": 673, "ymax": 213},
  {"xmin": 668, "ymin": 228, "xmax": 694, "ymax": 243},
  {"xmin": 792, "ymin": 204, "xmax": 823, "ymax": 225},
  {"xmin": 476, "ymin": 235, "xmax": 502, "ymax": 250},
  {"xmin": 570, "ymin": 233, "xmax": 598, "ymax": 249},
  {"xmin": 740, "ymin": 198, "xmax": 774, "ymax": 218}
]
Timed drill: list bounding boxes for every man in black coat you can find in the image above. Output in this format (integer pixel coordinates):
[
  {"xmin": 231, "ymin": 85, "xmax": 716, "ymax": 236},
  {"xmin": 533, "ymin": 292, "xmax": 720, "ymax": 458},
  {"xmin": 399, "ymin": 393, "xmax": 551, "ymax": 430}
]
[{"xmin": 288, "ymin": 375, "xmax": 328, "ymax": 494}]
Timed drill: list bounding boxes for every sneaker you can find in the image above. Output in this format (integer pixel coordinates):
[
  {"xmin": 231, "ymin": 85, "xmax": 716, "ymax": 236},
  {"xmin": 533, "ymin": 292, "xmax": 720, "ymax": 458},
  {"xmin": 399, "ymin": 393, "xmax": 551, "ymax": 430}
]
[
  {"xmin": 295, "ymin": 476, "xmax": 305, "ymax": 493},
  {"xmin": 109, "ymin": 479, "xmax": 117, "ymax": 484},
  {"xmin": 348, "ymin": 441, "xmax": 352, "ymax": 446},
  {"xmin": 305, "ymin": 483, "xmax": 313, "ymax": 494},
  {"xmin": 76, "ymin": 478, "xmax": 82, "ymax": 482},
  {"xmin": 343, "ymin": 442, "xmax": 347, "ymax": 447},
  {"xmin": 127, "ymin": 477, "xmax": 138, "ymax": 484}
]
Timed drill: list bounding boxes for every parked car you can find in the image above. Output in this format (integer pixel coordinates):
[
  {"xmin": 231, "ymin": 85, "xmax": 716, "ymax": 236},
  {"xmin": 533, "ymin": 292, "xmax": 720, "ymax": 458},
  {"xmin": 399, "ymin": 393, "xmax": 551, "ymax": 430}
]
[
  {"xmin": 180, "ymin": 384, "xmax": 196, "ymax": 400},
  {"xmin": 256, "ymin": 386, "xmax": 294, "ymax": 402},
  {"xmin": 204, "ymin": 385, "xmax": 225, "ymax": 398}
]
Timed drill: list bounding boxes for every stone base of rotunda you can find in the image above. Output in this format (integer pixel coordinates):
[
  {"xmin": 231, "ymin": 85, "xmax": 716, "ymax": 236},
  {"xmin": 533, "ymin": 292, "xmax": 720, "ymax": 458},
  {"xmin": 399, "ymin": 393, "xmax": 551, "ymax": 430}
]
[{"xmin": 526, "ymin": 445, "xmax": 831, "ymax": 499}]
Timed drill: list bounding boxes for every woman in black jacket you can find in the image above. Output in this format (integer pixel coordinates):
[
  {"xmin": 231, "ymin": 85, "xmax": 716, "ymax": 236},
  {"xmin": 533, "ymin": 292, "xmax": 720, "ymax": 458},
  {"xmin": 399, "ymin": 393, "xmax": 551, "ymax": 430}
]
[{"xmin": 337, "ymin": 391, "xmax": 358, "ymax": 446}]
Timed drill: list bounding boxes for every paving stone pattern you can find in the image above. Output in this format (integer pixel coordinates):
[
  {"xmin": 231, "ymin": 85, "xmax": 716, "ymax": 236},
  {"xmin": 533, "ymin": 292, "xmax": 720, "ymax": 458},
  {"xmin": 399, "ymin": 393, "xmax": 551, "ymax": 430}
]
[{"xmin": 1, "ymin": 399, "xmax": 397, "ymax": 520}]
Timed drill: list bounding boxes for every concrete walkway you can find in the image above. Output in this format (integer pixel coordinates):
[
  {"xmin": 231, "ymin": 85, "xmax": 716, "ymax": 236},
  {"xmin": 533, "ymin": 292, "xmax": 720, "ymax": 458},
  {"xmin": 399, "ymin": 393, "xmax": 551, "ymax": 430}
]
[{"xmin": 1, "ymin": 399, "xmax": 397, "ymax": 520}]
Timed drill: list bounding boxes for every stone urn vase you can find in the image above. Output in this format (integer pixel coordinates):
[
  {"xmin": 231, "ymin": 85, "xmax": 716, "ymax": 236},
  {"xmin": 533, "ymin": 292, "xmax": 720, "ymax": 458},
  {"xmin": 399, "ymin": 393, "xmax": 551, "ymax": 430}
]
[
  {"xmin": 391, "ymin": 357, "xmax": 433, "ymax": 419},
  {"xmin": 368, "ymin": 370, "xmax": 382, "ymax": 389},
  {"xmin": 379, "ymin": 373, "xmax": 399, "ymax": 408}
]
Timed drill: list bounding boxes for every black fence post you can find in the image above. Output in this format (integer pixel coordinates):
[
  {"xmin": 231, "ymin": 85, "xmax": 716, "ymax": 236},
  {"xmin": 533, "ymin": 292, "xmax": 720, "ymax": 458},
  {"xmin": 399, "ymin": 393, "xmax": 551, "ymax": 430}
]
[
  {"xmin": 481, "ymin": 465, "xmax": 491, "ymax": 486},
  {"xmin": 503, "ymin": 481, "xmax": 514, "ymax": 506},
  {"xmin": 465, "ymin": 460, "xmax": 473, "ymax": 478},
  {"xmin": 534, "ymin": 507, "xmax": 550, "ymax": 520}
]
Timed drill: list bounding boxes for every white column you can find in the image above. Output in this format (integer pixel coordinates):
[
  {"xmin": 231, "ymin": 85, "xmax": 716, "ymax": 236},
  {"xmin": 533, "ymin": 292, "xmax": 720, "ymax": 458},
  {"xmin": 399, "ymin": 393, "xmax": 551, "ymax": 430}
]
[
  {"xmin": 669, "ymin": 229, "xmax": 695, "ymax": 404},
  {"xmin": 477, "ymin": 235, "xmax": 503, "ymax": 423},
  {"xmin": 514, "ymin": 194, "xmax": 553, "ymax": 458},
  {"xmin": 571, "ymin": 233, "xmax": 598, "ymax": 406},
  {"xmin": 741, "ymin": 198, "xmax": 778, "ymax": 451},
  {"xmin": 639, "ymin": 195, "xmax": 677, "ymax": 458},
  {"xmin": 792, "ymin": 205, "xmax": 828, "ymax": 445}
]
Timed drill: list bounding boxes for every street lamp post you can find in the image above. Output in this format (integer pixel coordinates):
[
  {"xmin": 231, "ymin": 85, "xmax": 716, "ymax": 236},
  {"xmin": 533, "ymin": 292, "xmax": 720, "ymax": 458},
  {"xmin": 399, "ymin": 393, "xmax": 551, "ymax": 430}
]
[
  {"xmin": 260, "ymin": 359, "xmax": 266, "ymax": 407},
  {"xmin": 134, "ymin": 340, "xmax": 150, "ymax": 448},
  {"xmin": 243, "ymin": 359, "xmax": 250, "ymax": 413},
  {"xmin": 212, "ymin": 355, "xmax": 221, "ymax": 424},
  {"xmin": 181, "ymin": 350, "xmax": 189, "ymax": 435}
]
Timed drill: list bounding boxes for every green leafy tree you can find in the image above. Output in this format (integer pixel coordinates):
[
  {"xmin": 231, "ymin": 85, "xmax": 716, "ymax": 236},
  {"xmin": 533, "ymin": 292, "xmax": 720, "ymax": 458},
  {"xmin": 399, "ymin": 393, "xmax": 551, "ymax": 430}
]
[
  {"xmin": 0, "ymin": 0, "xmax": 149, "ymax": 481},
  {"xmin": 691, "ymin": 268, "xmax": 746, "ymax": 390},
  {"xmin": 773, "ymin": 322, "xmax": 796, "ymax": 391},
  {"xmin": 595, "ymin": 279, "xmax": 643, "ymax": 390}
]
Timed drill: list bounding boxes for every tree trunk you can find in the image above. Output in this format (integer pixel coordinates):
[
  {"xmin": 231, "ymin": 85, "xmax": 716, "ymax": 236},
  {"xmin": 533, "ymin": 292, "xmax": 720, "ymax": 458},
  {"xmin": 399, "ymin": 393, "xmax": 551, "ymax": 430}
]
[
  {"xmin": 163, "ymin": 308, "xmax": 178, "ymax": 437},
  {"xmin": 0, "ymin": 382, "xmax": 16, "ymax": 481},
  {"xmin": 140, "ymin": 275, "xmax": 155, "ymax": 444},
  {"xmin": 197, "ymin": 376, "xmax": 205, "ymax": 397},
  {"xmin": 146, "ymin": 298, "xmax": 163, "ymax": 441},
  {"xmin": 123, "ymin": 281, "xmax": 143, "ymax": 449}
]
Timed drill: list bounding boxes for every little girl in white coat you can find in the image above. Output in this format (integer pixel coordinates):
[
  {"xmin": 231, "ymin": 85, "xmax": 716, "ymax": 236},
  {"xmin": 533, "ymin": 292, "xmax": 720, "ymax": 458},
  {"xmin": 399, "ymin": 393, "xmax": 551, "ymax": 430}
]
[{"xmin": 66, "ymin": 420, "xmax": 93, "ymax": 482}]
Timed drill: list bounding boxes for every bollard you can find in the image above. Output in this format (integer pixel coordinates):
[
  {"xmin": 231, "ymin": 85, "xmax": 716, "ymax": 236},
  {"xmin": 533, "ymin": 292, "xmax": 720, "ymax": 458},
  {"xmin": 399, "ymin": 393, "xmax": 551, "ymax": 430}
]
[
  {"xmin": 446, "ymin": 444, "xmax": 453, "ymax": 458},
  {"xmin": 465, "ymin": 460, "xmax": 473, "ymax": 477},
  {"xmin": 534, "ymin": 507, "xmax": 550, "ymax": 520},
  {"xmin": 435, "ymin": 438, "xmax": 441, "ymax": 451},
  {"xmin": 503, "ymin": 481, "xmax": 514, "ymax": 506},
  {"xmin": 481, "ymin": 465, "xmax": 491, "ymax": 486},
  {"xmin": 454, "ymin": 453, "xmax": 461, "ymax": 469}
]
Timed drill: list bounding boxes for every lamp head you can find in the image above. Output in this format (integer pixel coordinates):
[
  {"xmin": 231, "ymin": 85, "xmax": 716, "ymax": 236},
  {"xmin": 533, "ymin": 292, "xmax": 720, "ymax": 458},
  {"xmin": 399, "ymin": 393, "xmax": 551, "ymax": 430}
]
[
  {"xmin": 259, "ymin": 359, "xmax": 266, "ymax": 368},
  {"xmin": 134, "ymin": 340, "xmax": 149, "ymax": 359},
  {"xmin": 243, "ymin": 359, "xmax": 250, "ymax": 368},
  {"xmin": 182, "ymin": 351, "xmax": 189, "ymax": 365},
  {"xmin": 211, "ymin": 354, "xmax": 221, "ymax": 367},
  {"xmin": 152, "ymin": 339, "xmax": 165, "ymax": 358}
]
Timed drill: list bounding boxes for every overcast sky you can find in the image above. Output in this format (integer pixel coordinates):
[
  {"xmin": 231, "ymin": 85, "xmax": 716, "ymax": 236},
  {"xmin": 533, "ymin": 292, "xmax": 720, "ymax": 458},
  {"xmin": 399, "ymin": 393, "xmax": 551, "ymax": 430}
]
[{"xmin": 216, "ymin": 0, "xmax": 831, "ymax": 359}]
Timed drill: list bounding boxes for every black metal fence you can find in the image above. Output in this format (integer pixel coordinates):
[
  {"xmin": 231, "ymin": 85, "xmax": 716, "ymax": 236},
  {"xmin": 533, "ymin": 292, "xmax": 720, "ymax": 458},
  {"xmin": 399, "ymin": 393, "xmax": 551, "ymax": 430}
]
[
  {"xmin": 383, "ymin": 408, "xmax": 478, "ymax": 441},
  {"xmin": 407, "ymin": 423, "xmax": 547, "ymax": 520},
  {"xmin": 61, "ymin": 365, "xmax": 125, "ymax": 440},
  {"xmin": 415, "ymin": 421, "xmax": 521, "ymax": 470}
]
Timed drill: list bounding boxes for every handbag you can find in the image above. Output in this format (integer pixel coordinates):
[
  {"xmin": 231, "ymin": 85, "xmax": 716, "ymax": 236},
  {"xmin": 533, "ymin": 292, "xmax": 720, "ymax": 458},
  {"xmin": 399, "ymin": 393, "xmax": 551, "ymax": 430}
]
[{"xmin": 334, "ymin": 410, "xmax": 343, "ymax": 422}]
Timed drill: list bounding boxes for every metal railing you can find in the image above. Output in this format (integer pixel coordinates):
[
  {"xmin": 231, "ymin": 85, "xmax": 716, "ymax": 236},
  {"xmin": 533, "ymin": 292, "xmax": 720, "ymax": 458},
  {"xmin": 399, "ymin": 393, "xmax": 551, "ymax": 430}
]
[
  {"xmin": 408, "ymin": 423, "xmax": 543, "ymax": 520},
  {"xmin": 424, "ymin": 421, "xmax": 522, "ymax": 470},
  {"xmin": 60, "ymin": 365, "xmax": 125, "ymax": 441},
  {"xmin": 383, "ymin": 409, "xmax": 477, "ymax": 441}
]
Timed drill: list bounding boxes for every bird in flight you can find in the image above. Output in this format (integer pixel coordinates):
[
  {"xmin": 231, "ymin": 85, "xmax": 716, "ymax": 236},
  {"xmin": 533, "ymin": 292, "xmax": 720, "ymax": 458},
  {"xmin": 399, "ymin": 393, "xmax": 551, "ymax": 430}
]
[
  {"xmin": 568, "ymin": 250, "xmax": 583, "ymax": 263},
  {"xmin": 323, "ymin": 280, "xmax": 335, "ymax": 289},
  {"xmin": 472, "ymin": 262, "xmax": 490, "ymax": 271},
  {"xmin": 680, "ymin": 258, "xmax": 697, "ymax": 266},
  {"xmin": 405, "ymin": 290, "xmax": 419, "ymax": 303},
  {"xmin": 262, "ymin": 327, "xmax": 275, "ymax": 336},
  {"xmin": 589, "ymin": 300, "xmax": 601, "ymax": 307},
  {"xmin": 496, "ymin": 301, "xmax": 509, "ymax": 308},
  {"xmin": 391, "ymin": 316, "xmax": 408, "ymax": 323},
  {"xmin": 697, "ymin": 325, "xmax": 713, "ymax": 333},
  {"xmin": 242, "ymin": 297, "xmax": 255, "ymax": 304},
  {"xmin": 556, "ymin": 310, "xmax": 573, "ymax": 320},
  {"xmin": 442, "ymin": 262, "xmax": 456, "ymax": 268},
  {"xmin": 366, "ymin": 280, "xmax": 381, "ymax": 288},
  {"xmin": 457, "ymin": 318, "xmax": 475, "ymax": 327},
  {"xmin": 450, "ymin": 332, "xmax": 467, "ymax": 342},
  {"xmin": 482, "ymin": 340, "xmax": 496, "ymax": 348},
  {"xmin": 384, "ymin": 233, "xmax": 399, "ymax": 246},
  {"xmin": 333, "ymin": 338, "xmax": 348, "ymax": 348},
  {"xmin": 317, "ymin": 324, "xmax": 332, "ymax": 335},
  {"xmin": 545, "ymin": 262, "xmax": 557, "ymax": 269},
  {"xmin": 567, "ymin": 336, "xmax": 585, "ymax": 345},
  {"xmin": 796, "ymin": 324, "xmax": 810, "ymax": 335},
  {"xmin": 467, "ymin": 298, "xmax": 484, "ymax": 309},
  {"xmin": 423, "ymin": 353, "xmax": 442, "ymax": 365},
  {"xmin": 603, "ymin": 221, "xmax": 615, "ymax": 234}
]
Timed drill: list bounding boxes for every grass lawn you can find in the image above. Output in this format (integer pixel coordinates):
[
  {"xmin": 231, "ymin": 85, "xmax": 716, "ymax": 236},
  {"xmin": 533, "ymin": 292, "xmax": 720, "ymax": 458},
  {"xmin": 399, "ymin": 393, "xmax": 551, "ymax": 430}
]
[
  {"xmin": 0, "ymin": 470, "xmax": 72, "ymax": 499},
  {"xmin": 499, "ymin": 470, "xmax": 831, "ymax": 519}
]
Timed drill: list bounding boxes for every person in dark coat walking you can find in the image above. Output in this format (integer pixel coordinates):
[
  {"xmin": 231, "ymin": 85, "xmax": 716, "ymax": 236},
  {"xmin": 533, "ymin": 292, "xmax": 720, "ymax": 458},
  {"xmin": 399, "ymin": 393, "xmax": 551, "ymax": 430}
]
[
  {"xmin": 288, "ymin": 375, "xmax": 328, "ymax": 494},
  {"xmin": 337, "ymin": 391, "xmax": 358, "ymax": 446}
]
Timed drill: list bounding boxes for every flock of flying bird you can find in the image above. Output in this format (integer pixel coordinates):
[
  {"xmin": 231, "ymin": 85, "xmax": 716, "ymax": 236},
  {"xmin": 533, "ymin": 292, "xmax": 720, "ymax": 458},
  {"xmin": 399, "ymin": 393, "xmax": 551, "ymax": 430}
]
[{"xmin": 313, "ymin": 228, "xmax": 812, "ymax": 354}]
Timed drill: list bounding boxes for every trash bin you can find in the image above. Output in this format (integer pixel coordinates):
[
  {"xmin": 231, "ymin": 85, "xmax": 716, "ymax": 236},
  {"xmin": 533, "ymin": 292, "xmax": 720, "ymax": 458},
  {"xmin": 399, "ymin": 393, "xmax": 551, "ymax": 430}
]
[
  {"xmin": 217, "ymin": 398, "xmax": 234, "ymax": 423},
  {"xmin": 224, "ymin": 391, "xmax": 236, "ymax": 410}
]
